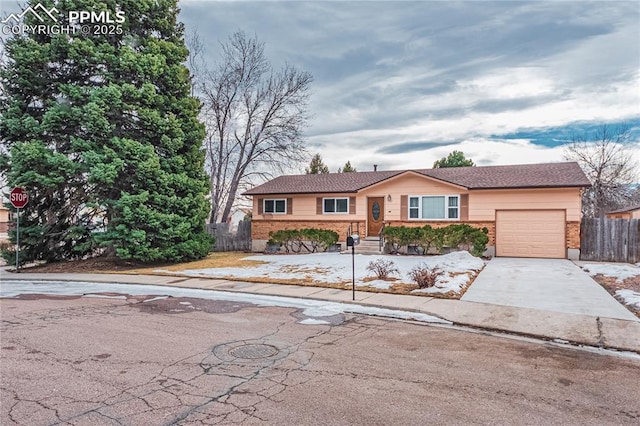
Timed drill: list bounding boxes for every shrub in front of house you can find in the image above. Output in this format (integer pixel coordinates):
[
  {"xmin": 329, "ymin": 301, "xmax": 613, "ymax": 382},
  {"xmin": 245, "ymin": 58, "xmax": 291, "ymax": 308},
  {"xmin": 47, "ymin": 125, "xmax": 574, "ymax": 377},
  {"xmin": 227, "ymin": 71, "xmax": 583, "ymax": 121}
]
[
  {"xmin": 409, "ymin": 264, "xmax": 443, "ymax": 288},
  {"xmin": 381, "ymin": 226, "xmax": 404, "ymax": 254},
  {"xmin": 267, "ymin": 228, "xmax": 339, "ymax": 253},
  {"xmin": 443, "ymin": 224, "xmax": 489, "ymax": 257},
  {"xmin": 366, "ymin": 259, "xmax": 400, "ymax": 279},
  {"xmin": 415, "ymin": 226, "xmax": 445, "ymax": 255},
  {"xmin": 383, "ymin": 224, "xmax": 488, "ymax": 257}
]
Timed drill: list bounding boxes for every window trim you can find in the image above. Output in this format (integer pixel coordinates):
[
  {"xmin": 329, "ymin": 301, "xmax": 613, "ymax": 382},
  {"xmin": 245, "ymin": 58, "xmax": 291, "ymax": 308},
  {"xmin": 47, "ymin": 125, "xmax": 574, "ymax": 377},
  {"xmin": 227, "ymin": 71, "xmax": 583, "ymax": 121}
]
[
  {"xmin": 407, "ymin": 195, "xmax": 460, "ymax": 221},
  {"xmin": 263, "ymin": 198, "xmax": 287, "ymax": 214},
  {"xmin": 322, "ymin": 197, "xmax": 350, "ymax": 214}
]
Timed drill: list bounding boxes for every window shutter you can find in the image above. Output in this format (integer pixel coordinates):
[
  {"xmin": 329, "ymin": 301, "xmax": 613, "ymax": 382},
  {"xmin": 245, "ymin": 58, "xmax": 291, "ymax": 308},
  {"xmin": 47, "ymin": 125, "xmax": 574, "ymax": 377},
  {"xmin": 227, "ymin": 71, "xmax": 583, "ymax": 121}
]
[
  {"xmin": 287, "ymin": 198, "xmax": 293, "ymax": 215},
  {"xmin": 401, "ymin": 195, "xmax": 408, "ymax": 221},
  {"xmin": 316, "ymin": 197, "xmax": 323, "ymax": 215},
  {"xmin": 258, "ymin": 198, "xmax": 263, "ymax": 214},
  {"xmin": 349, "ymin": 197, "xmax": 356, "ymax": 214},
  {"xmin": 460, "ymin": 194, "xmax": 469, "ymax": 221}
]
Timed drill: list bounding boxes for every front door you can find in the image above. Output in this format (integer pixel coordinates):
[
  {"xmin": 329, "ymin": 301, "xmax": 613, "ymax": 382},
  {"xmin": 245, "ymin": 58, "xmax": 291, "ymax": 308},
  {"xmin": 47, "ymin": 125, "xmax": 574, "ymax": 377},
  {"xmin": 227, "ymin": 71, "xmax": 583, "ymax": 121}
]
[{"xmin": 367, "ymin": 197, "xmax": 385, "ymax": 237}]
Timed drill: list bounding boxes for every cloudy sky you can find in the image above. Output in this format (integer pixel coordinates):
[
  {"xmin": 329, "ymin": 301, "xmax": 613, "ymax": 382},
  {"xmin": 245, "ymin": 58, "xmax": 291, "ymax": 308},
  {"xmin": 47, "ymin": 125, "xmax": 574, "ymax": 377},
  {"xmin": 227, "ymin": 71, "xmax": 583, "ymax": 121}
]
[
  {"xmin": 1, "ymin": 0, "xmax": 639, "ymax": 173},
  {"xmin": 178, "ymin": 0, "xmax": 640, "ymax": 172}
]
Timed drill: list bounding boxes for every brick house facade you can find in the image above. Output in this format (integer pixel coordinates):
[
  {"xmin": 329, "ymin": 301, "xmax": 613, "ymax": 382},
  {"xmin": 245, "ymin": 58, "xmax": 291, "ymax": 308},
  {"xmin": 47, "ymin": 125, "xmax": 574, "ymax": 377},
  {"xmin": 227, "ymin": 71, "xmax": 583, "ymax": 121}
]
[{"xmin": 246, "ymin": 162, "xmax": 590, "ymax": 259}]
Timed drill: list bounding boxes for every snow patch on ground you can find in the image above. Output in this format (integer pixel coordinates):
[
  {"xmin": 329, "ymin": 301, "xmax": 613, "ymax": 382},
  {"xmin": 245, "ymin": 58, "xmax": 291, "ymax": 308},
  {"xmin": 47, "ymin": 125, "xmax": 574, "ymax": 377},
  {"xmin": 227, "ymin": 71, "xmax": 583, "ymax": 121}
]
[
  {"xmin": 616, "ymin": 290, "xmax": 640, "ymax": 309},
  {"xmin": 82, "ymin": 294, "xmax": 127, "ymax": 300},
  {"xmin": 581, "ymin": 263, "xmax": 640, "ymax": 283},
  {"xmin": 357, "ymin": 280, "xmax": 395, "ymax": 290},
  {"xmin": 167, "ymin": 251, "xmax": 485, "ymax": 295},
  {"xmin": 143, "ymin": 296, "xmax": 169, "ymax": 303},
  {"xmin": 0, "ymin": 280, "xmax": 451, "ymax": 324},
  {"xmin": 298, "ymin": 318, "xmax": 331, "ymax": 325}
]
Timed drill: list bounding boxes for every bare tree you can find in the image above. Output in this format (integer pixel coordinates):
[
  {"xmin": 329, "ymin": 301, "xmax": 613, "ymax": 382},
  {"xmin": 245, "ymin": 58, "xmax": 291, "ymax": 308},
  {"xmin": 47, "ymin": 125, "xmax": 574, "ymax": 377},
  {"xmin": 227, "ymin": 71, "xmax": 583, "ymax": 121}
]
[
  {"xmin": 189, "ymin": 30, "xmax": 312, "ymax": 223},
  {"xmin": 564, "ymin": 124, "xmax": 638, "ymax": 217}
]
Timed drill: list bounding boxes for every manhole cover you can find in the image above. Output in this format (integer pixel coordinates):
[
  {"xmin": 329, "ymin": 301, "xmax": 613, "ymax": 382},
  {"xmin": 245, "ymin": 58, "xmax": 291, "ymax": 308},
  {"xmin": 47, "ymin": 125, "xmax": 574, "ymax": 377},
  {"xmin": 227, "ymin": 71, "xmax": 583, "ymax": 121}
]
[
  {"xmin": 229, "ymin": 344, "xmax": 279, "ymax": 359},
  {"xmin": 211, "ymin": 340, "xmax": 288, "ymax": 363}
]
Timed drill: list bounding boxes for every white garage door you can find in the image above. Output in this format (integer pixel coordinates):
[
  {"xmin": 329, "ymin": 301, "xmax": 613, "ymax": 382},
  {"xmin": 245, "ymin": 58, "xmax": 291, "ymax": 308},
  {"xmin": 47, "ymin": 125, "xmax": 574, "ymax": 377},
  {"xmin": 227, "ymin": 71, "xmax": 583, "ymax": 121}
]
[{"xmin": 496, "ymin": 210, "xmax": 566, "ymax": 258}]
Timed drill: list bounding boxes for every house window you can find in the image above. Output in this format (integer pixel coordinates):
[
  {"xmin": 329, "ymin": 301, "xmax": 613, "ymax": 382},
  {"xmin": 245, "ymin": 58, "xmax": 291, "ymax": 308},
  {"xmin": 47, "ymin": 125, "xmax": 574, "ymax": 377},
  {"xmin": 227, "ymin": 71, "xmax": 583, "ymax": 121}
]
[
  {"xmin": 323, "ymin": 197, "xmax": 349, "ymax": 214},
  {"xmin": 264, "ymin": 199, "xmax": 286, "ymax": 214},
  {"xmin": 408, "ymin": 195, "xmax": 459, "ymax": 220}
]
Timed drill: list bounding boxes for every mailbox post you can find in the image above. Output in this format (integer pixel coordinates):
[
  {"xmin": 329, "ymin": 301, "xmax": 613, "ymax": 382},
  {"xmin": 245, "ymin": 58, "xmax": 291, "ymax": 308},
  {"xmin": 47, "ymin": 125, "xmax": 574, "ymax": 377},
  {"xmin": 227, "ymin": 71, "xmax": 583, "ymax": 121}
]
[{"xmin": 346, "ymin": 235, "xmax": 360, "ymax": 300}]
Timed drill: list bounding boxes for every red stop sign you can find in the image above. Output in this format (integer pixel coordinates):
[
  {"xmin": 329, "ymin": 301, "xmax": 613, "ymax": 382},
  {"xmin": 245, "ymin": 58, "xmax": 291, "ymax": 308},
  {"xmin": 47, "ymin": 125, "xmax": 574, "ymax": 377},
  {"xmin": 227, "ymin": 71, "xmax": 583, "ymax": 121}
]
[{"xmin": 10, "ymin": 187, "xmax": 29, "ymax": 209}]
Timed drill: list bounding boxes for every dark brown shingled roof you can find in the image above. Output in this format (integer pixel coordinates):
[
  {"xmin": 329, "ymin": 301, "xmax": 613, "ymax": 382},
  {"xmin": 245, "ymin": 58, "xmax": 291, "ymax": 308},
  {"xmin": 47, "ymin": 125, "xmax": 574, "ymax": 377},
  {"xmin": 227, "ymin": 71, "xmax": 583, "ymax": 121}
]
[
  {"xmin": 245, "ymin": 170, "xmax": 404, "ymax": 195},
  {"xmin": 244, "ymin": 162, "xmax": 591, "ymax": 195},
  {"xmin": 416, "ymin": 162, "xmax": 591, "ymax": 189}
]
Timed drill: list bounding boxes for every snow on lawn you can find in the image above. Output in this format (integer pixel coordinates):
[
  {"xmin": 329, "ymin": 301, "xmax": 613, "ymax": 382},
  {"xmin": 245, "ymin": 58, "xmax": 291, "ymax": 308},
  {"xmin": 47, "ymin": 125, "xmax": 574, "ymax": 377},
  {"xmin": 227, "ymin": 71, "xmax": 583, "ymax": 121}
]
[
  {"xmin": 581, "ymin": 263, "xmax": 640, "ymax": 283},
  {"xmin": 161, "ymin": 251, "xmax": 485, "ymax": 295},
  {"xmin": 616, "ymin": 290, "xmax": 640, "ymax": 309}
]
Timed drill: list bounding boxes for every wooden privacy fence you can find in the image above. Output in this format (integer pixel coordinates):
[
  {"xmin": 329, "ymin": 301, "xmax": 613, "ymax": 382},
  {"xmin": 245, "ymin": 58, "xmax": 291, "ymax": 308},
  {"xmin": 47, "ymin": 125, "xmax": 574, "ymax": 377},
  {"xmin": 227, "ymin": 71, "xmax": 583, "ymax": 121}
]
[
  {"xmin": 206, "ymin": 220, "xmax": 252, "ymax": 252},
  {"xmin": 580, "ymin": 218, "xmax": 640, "ymax": 263}
]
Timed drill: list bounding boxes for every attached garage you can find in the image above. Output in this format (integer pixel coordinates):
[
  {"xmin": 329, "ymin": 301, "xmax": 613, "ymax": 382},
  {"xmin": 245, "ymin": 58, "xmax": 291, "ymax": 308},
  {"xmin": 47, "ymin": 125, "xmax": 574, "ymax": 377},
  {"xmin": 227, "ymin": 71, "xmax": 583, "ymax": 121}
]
[{"xmin": 496, "ymin": 210, "xmax": 566, "ymax": 258}]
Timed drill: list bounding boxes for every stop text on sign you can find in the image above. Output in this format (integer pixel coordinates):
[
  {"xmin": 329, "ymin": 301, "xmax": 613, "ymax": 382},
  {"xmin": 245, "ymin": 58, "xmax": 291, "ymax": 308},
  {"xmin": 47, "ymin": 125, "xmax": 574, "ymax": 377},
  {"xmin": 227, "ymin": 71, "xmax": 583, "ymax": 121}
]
[{"xmin": 9, "ymin": 187, "xmax": 29, "ymax": 208}]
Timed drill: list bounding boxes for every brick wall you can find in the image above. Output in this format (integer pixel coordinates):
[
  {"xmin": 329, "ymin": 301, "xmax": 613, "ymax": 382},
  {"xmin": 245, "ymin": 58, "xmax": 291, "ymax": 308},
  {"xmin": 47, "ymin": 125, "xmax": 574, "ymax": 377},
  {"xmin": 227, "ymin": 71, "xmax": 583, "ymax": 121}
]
[
  {"xmin": 385, "ymin": 220, "xmax": 496, "ymax": 246},
  {"xmin": 252, "ymin": 220, "xmax": 358, "ymax": 241},
  {"xmin": 566, "ymin": 221, "xmax": 580, "ymax": 249},
  {"xmin": 253, "ymin": 219, "xmax": 580, "ymax": 250}
]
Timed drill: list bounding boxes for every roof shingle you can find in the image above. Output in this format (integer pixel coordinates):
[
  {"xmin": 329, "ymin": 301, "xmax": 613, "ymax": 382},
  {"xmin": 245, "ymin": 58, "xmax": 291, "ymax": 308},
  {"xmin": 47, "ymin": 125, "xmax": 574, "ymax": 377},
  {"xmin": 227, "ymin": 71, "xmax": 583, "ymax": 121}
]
[{"xmin": 244, "ymin": 162, "xmax": 591, "ymax": 195}]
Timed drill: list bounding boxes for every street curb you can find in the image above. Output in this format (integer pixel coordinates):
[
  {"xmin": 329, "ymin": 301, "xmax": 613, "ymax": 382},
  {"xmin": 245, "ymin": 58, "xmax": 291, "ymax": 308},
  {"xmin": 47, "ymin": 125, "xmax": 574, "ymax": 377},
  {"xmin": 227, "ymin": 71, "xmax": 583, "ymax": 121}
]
[{"xmin": 2, "ymin": 272, "xmax": 639, "ymax": 356}]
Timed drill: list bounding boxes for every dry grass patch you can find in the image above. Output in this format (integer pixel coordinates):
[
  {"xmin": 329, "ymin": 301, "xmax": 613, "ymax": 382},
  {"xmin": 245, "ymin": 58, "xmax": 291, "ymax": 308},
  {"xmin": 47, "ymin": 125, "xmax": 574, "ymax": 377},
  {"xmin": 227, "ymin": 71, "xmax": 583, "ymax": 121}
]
[
  {"xmin": 361, "ymin": 276, "xmax": 399, "ymax": 283},
  {"xmin": 388, "ymin": 282, "xmax": 420, "ymax": 294},
  {"xmin": 591, "ymin": 274, "xmax": 640, "ymax": 319},
  {"xmin": 127, "ymin": 252, "xmax": 264, "ymax": 274},
  {"xmin": 19, "ymin": 251, "xmax": 260, "ymax": 275}
]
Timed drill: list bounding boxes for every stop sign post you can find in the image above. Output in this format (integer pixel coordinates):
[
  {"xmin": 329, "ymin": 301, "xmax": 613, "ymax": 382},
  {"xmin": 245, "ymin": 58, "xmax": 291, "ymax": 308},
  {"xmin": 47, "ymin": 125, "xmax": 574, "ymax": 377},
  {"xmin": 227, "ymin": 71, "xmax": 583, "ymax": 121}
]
[{"xmin": 9, "ymin": 187, "xmax": 28, "ymax": 272}]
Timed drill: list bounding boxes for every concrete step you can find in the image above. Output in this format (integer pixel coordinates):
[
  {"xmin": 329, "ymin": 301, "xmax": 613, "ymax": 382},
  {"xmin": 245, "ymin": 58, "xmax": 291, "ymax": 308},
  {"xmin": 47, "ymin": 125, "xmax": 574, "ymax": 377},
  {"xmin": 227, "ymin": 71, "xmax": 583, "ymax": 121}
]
[{"xmin": 343, "ymin": 239, "xmax": 384, "ymax": 255}]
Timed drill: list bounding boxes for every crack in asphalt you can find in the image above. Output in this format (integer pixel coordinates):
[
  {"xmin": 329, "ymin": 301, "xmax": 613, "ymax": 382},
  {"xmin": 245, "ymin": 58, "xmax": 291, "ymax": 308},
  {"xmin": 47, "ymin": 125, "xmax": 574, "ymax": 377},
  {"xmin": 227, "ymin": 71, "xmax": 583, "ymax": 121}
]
[
  {"xmin": 3, "ymin": 296, "xmax": 638, "ymax": 424},
  {"xmin": 162, "ymin": 320, "xmax": 341, "ymax": 424},
  {"xmin": 1, "ymin": 296, "xmax": 365, "ymax": 425}
]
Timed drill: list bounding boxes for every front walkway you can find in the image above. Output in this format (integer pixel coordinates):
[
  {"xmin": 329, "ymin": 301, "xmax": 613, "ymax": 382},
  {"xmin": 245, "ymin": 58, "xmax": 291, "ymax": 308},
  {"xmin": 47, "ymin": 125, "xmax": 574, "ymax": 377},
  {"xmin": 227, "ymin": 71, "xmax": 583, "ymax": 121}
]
[{"xmin": 462, "ymin": 257, "xmax": 638, "ymax": 321}]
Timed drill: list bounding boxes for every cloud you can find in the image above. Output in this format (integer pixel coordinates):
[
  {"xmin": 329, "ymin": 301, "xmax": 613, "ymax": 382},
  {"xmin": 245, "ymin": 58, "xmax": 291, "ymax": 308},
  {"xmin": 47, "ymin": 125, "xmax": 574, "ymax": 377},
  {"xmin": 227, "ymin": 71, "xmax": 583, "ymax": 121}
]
[
  {"xmin": 2, "ymin": 0, "xmax": 637, "ymax": 171},
  {"xmin": 377, "ymin": 141, "xmax": 459, "ymax": 155}
]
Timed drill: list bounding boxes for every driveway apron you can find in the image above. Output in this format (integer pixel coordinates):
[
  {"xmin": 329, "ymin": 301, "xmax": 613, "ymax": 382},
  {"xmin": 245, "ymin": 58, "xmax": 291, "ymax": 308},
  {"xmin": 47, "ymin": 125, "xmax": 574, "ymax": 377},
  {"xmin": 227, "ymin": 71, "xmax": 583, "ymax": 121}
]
[{"xmin": 462, "ymin": 257, "xmax": 638, "ymax": 321}]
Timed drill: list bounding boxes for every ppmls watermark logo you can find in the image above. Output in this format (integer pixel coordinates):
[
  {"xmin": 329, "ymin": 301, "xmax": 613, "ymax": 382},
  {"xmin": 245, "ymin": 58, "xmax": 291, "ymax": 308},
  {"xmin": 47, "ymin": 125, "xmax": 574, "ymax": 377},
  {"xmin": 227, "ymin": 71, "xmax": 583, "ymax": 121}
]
[{"xmin": 1, "ymin": 3, "xmax": 125, "ymax": 36}]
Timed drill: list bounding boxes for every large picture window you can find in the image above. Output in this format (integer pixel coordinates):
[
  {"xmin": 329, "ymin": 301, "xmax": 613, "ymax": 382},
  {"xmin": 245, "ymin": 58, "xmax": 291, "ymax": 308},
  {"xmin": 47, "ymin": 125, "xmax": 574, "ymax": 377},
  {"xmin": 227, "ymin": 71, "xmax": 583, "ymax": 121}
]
[
  {"xmin": 323, "ymin": 197, "xmax": 349, "ymax": 214},
  {"xmin": 264, "ymin": 199, "xmax": 286, "ymax": 214},
  {"xmin": 408, "ymin": 195, "xmax": 459, "ymax": 220}
]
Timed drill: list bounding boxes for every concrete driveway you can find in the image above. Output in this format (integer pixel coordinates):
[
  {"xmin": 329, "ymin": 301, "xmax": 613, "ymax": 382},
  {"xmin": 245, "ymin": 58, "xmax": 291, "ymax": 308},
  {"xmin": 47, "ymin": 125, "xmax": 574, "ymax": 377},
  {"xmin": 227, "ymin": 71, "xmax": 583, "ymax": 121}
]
[{"xmin": 462, "ymin": 257, "xmax": 638, "ymax": 321}]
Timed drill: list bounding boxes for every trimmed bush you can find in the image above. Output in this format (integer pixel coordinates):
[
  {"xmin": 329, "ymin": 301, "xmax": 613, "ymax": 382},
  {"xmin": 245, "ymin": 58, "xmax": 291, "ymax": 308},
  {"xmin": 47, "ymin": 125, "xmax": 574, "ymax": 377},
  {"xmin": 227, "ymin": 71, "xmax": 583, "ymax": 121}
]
[
  {"xmin": 443, "ymin": 224, "xmax": 489, "ymax": 257},
  {"xmin": 267, "ymin": 228, "xmax": 339, "ymax": 253},
  {"xmin": 383, "ymin": 224, "xmax": 488, "ymax": 257}
]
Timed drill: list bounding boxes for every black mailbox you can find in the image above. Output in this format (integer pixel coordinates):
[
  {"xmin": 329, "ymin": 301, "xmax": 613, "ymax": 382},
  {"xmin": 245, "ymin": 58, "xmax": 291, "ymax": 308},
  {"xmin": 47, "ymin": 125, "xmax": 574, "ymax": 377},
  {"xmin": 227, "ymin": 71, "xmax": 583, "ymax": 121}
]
[{"xmin": 347, "ymin": 234, "xmax": 360, "ymax": 247}]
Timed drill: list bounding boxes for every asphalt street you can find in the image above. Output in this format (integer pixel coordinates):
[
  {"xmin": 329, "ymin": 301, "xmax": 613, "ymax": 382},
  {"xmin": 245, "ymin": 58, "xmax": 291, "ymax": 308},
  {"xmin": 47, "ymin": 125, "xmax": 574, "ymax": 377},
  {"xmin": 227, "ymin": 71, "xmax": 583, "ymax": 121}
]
[{"xmin": 1, "ymin": 293, "xmax": 639, "ymax": 425}]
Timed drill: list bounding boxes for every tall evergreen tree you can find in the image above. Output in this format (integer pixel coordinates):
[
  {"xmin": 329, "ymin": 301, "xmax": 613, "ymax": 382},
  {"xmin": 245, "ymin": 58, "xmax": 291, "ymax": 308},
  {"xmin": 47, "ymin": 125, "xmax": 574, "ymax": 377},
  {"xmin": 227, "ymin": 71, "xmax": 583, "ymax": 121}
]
[
  {"xmin": 305, "ymin": 153, "xmax": 329, "ymax": 174},
  {"xmin": 0, "ymin": 0, "xmax": 211, "ymax": 263}
]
